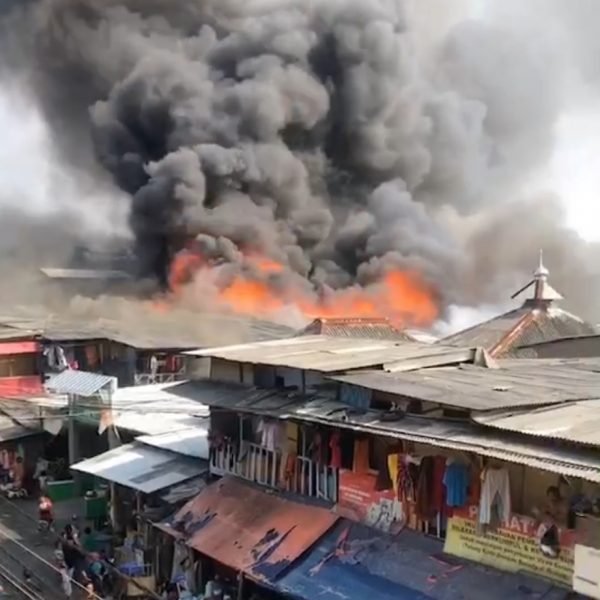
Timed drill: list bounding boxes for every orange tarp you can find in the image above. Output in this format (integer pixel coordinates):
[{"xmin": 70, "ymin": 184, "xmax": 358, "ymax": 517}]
[{"xmin": 171, "ymin": 476, "xmax": 338, "ymax": 581}]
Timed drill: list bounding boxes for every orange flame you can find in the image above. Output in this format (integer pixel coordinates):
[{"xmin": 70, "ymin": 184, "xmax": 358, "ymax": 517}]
[{"xmin": 165, "ymin": 250, "xmax": 438, "ymax": 328}]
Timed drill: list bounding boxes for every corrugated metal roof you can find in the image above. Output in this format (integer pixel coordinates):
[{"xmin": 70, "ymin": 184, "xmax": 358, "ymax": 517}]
[
  {"xmin": 45, "ymin": 370, "xmax": 117, "ymax": 397},
  {"xmin": 0, "ymin": 310, "xmax": 294, "ymax": 349},
  {"xmin": 0, "ymin": 325, "xmax": 39, "ymax": 341},
  {"xmin": 473, "ymin": 400, "xmax": 600, "ymax": 446},
  {"xmin": 277, "ymin": 521, "xmax": 564, "ymax": 600},
  {"xmin": 185, "ymin": 336, "xmax": 480, "ymax": 373},
  {"xmin": 0, "ymin": 414, "xmax": 42, "ymax": 442},
  {"xmin": 497, "ymin": 356, "xmax": 600, "ymax": 371},
  {"xmin": 300, "ymin": 318, "xmax": 414, "ymax": 341},
  {"xmin": 159, "ymin": 476, "xmax": 207, "ymax": 505},
  {"xmin": 184, "ymin": 380, "xmax": 600, "ymax": 482},
  {"xmin": 330, "ymin": 361, "xmax": 600, "ymax": 411},
  {"xmin": 507, "ymin": 334, "xmax": 600, "ymax": 359},
  {"xmin": 70, "ymin": 442, "xmax": 208, "ymax": 494},
  {"xmin": 110, "ymin": 381, "xmax": 209, "ymax": 436},
  {"xmin": 160, "ymin": 477, "xmax": 338, "ymax": 582},
  {"xmin": 136, "ymin": 427, "xmax": 209, "ymax": 459},
  {"xmin": 441, "ymin": 306, "xmax": 596, "ymax": 357}
]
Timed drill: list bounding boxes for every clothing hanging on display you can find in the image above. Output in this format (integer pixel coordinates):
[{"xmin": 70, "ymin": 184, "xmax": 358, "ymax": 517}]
[
  {"xmin": 285, "ymin": 422, "xmax": 299, "ymax": 453},
  {"xmin": 374, "ymin": 438, "xmax": 393, "ymax": 491},
  {"xmin": 353, "ymin": 438, "xmax": 370, "ymax": 473},
  {"xmin": 398, "ymin": 459, "xmax": 418, "ymax": 503},
  {"xmin": 257, "ymin": 419, "xmax": 284, "ymax": 451},
  {"xmin": 415, "ymin": 456, "xmax": 435, "ymax": 519},
  {"xmin": 479, "ymin": 468, "xmax": 511, "ymax": 525},
  {"xmin": 443, "ymin": 462, "xmax": 470, "ymax": 507},
  {"xmin": 329, "ymin": 430, "xmax": 342, "ymax": 469},
  {"xmin": 388, "ymin": 454, "xmax": 400, "ymax": 495},
  {"xmin": 468, "ymin": 466, "xmax": 482, "ymax": 505},
  {"xmin": 431, "ymin": 456, "xmax": 447, "ymax": 514},
  {"xmin": 309, "ymin": 431, "xmax": 324, "ymax": 464}
]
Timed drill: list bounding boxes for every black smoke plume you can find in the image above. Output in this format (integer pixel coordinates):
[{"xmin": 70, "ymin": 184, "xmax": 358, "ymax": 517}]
[{"xmin": 1, "ymin": 0, "xmax": 600, "ymax": 324}]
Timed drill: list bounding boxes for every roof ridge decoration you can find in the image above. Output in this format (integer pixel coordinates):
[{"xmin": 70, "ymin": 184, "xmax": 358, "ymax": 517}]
[{"xmin": 510, "ymin": 250, "xmax": 563, "ymax": 306}]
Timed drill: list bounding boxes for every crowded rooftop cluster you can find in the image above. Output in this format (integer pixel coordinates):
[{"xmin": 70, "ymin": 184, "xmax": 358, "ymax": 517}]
[{"xmin": 0, "ymin": 256, "xmax": 599, "ymax": 599}]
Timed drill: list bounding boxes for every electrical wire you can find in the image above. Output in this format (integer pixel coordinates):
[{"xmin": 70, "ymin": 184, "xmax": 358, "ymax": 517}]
[{"xmin": 0, "ymin": 559, "xmax": 44, "ymax": 600}]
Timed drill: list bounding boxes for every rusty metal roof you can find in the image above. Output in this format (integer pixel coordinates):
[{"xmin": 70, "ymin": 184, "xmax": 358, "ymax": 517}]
[
  {"xmin": 441, "ymin": 306, "xmax": 596, "ymax": 357},
  {"xmin": 178, "ymin": 380, "xmax": 600, "ymax": 482},
  {"xmin": 473, "ymin": 400, "xmax": 600, "ymax": 446},
  {"xmin": 161, "ymin": 476, "xmax": 338, "ymax": 581},
  {"xmin": 330, "ymin": 360, "xmax": 600, "ymax": 411},
  {"xmin": 185, "ymin": 335, "xmax": 483, "ymax": 373},
  {"xmin": 300, "ymin": 317, "xmax": 414, "ymax": 341}
]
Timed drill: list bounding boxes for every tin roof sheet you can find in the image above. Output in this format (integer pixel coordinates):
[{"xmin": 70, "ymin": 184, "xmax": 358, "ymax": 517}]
[
  {"xmin": 182, "ymin": 380, "xmax": 600, "ymax": 483},
  {"xmin": 70, "ymin": 442, "xmax": 207, "ymax": 494},
  {"xmin": 473, "ymin": 400, "xmax": 600, "ymax": 446},
  {"xmin": 0, "ymin": 310, "xmax": 294, "ymax": 349},
  {"xmin": 0, "ymin": 325, "xmax": 39, "ymax": 341},
  {"xmin": 507, "ymin": 334, "xmax": 600, "ymax": 359},
  {"xmin": 442, "ymin": 306, "xmax": 596, "ymax": 357},
  {"xmin": 136, "ymin": 427, "xmax": 209, "ymax": 459},
  {"xmin": 300, "ymin": 318, "xmax": 414, "ymax": 341},
  {"xmin": 185, "ymin": 336, "xmax": 479, "ymax": 373},
  {"xmin": 161, "ymin": 477, "xmax": 338, "ymax": 581},
  {"xmin": 45, "ymin": 370, "xmax": 117, "ymax": 397},
  {"xmin": 330, "ymin": 361, "xmax": 600, "ymax": 411},
  {"xmin": 159, "ymin": 476, "xmax": 207, "ymax": 505},
  {"xmin": 0, "ymin": 413, "xmax": 41, "ymax": 442},
  {"xmin": 110, "ymin": 381, "xmax": 209, "ymax": 436}
]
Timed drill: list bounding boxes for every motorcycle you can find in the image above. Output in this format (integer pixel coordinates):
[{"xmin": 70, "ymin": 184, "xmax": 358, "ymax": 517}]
[{"xmin": 2, "ymin": 486, "xmax": 28, "ymax": 499}]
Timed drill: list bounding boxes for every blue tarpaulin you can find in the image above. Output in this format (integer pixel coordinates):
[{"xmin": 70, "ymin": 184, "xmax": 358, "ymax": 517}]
[
  {"xmin": 276, "ymin": 520, "xmax": 567, "ymax": 600},
  {"xmin": 276, "ymin": 522, "xmax": 433, "ymax": 600}
]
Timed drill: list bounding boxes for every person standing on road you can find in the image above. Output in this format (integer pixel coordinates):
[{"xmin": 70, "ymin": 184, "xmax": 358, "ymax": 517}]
[
  {"xmin": 38, "ymin": 495, "xmax": 54, "ymax": 531},
  {"xmin": 61, "ymin": 523, "xmax": 84, "ymax": 583},
  {"xmin": 59, "ymin": 560, "xmax": 72, "ymax": 598}
]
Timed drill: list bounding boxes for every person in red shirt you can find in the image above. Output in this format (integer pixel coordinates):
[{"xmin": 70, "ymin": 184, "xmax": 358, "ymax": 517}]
[{"xmin": 38, "ymin": 495, "xmax": 54, "ymax": 531}]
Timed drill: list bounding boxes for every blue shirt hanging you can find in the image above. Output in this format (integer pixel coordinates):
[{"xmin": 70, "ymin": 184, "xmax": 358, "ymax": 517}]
[{"xmin": 443, "ymin": 463, "xmax": 469, "ymax": 507}]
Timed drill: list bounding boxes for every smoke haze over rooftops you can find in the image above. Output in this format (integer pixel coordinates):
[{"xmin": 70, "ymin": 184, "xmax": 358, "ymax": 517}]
[{"xmin": 0, "ymin": 0, "xmax": 600, "ymax": 329}]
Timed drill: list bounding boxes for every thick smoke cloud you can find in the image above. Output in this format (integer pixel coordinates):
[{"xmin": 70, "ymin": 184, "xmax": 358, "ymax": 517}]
[{"xmin": 1, "ymin": 0, "xmax": 599, "ymax": 324}]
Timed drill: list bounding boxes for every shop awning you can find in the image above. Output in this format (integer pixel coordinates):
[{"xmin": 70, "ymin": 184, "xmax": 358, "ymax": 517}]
[
  {"xmin": 159, "ymin": 477, "xmax": 338, "ymax": 581},
  {"xmin": 70, "ymin": 443, "xmax": 208, "ymax": 494},
  {"xmin": 276, "ymin": 521, "xmax": 565, "ymax": 600}
]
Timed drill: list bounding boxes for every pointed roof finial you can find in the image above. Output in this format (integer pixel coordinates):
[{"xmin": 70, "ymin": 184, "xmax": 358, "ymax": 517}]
[
  {"xmin": 534, "ymin": 249, "xmax": 549, "ymax": 279},
  {"xmin": 510, "ymin": 249, "xmax": 563, "ymax": 304}
]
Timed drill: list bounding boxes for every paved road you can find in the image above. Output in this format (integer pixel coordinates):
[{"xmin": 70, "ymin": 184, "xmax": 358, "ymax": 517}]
[{"xmin": 0, "ymin": 496, "xmax": 86, "ymax": 599}]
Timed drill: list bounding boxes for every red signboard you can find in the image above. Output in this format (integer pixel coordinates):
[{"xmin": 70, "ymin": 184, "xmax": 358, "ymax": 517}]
[
  {"xmin": 337, "ymin": 469, "xmax": 402, "ymax": 533},
  {"xmin": 0, "ymin": 341, "xmax": 40, "ymax": 356},
  {"xmin": 0, "ymin": 376, "xmax": 44, "ymax": 397}
]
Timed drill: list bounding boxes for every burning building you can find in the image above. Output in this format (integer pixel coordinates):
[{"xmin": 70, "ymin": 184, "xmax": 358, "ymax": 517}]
[{"xmin": 3, "ymin": 0, "xmax": 599, "ymax": 331}]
